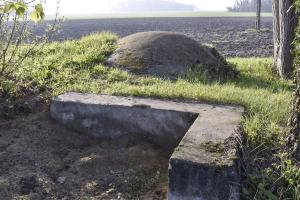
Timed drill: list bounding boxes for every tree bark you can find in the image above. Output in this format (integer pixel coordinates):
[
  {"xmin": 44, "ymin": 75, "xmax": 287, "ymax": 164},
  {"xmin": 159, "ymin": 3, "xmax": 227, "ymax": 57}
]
[
  {"xmin": 256, "ymin": 0, "xmax": 261, "ymax": 30},
  {"xmin": 287, "ymin": 70, "xmax": 300, "ymax": 161},
  {"xmin": 273, "ymin": 0, "xmax": 298, "ymax": 79}
]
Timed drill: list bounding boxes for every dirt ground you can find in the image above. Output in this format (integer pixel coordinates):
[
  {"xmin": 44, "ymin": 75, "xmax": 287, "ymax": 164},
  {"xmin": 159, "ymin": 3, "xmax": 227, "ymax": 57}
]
[
  {"xmin": 44, "ymin": 17, "xmax": 273, "ymax": 57},
  {"xmin": 0, "ymin": 112, "xmax": 171, "ymax": 200}
]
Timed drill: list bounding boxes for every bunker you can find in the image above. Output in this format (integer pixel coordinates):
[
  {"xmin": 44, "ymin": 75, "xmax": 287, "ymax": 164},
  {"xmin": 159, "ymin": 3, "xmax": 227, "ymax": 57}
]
[
  {"xmin": 107, "ymin": 31, "xmax": 237, "ymax": 81},
  {"xmin": 50, "ymin": 93, "xmax": 243, "ymax": 200}
]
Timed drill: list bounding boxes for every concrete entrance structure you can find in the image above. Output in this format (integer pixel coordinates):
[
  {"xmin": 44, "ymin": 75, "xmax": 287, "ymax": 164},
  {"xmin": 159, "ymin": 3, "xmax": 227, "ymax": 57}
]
[{"xmin": 50, "ymin": 93, "xmax": 243, "ymax": 200}]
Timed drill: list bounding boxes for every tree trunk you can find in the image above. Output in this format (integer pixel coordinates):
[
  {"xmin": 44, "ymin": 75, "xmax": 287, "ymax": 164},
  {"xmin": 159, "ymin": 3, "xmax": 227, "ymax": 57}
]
[
  {"xmin": 256, "ymin": 0, "xmax": 261, "ymax": 30},
  {"xmin": 287, "ymin": 69, "xmax": 300, "ymax": 161},
  {"xmin": 273, "ymin": 0, "xmax": 298, "ymax": 79}
]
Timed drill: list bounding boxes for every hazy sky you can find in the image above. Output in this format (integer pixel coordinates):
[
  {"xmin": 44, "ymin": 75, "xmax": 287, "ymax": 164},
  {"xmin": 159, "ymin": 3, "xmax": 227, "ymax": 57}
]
[{"xmin": 45, "ymin": 0, "xmax": 236, "ymax": 15}]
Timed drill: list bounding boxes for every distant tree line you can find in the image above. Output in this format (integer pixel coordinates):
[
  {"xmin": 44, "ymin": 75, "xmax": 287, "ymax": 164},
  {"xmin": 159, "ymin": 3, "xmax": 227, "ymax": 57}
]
[
  {"xmin": 113, "ymin": 0, "xmax": 197, "ymax": 12},
  {"xmin": 227, "ymin": 0, "xmax": 272, "ymax": 12}
]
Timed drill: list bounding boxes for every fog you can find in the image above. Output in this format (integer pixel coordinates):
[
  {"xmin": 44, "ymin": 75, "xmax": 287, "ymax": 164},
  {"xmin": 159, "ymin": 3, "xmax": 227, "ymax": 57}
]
[
  {"xmin": 112, "ymin": 0, "xmax": 197, "ymax": 12},
  {"xmin": 45, "ymin": 0, "xmax": 236, "ymax": 15}
]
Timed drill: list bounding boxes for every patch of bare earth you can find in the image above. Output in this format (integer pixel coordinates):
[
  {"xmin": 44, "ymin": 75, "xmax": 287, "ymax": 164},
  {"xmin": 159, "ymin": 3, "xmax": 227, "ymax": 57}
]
[
  {"xmin": 50, "ymin": 17, "xmax": 273, "ymax": 57},
  {"xmin": 0, "ymin": 112, "xmax": 170, "ymax": 200}
]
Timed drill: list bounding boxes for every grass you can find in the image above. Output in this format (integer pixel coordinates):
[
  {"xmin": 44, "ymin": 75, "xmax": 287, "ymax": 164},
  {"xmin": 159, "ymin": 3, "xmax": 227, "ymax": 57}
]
[
  {"xmin": 1, "ymin": 32, "xmax": 299, "ymax": 199},
  {"xmin": 46, "ymin": 11, "xmax": 273, "ymax": 20}
]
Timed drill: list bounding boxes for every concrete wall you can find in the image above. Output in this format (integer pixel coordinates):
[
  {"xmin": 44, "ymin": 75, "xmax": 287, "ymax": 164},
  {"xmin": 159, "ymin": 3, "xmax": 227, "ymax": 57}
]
[
  {"xmin": 50, "ymin": 93, "xmax": 244, "ymax": 200},
  {"xmin": 51, "ymin": 98, "xmax": 197, "ymax": 149}
]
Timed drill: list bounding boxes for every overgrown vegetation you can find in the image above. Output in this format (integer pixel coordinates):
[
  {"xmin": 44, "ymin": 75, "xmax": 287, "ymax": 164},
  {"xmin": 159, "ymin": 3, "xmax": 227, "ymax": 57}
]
[
  {"xmin": 0, "ymin": 0, "xmax": 60, "ymax": 82},
  {"xmin": 187, "ymin": 46, "xmax": 239, "ymax": 83},
  {"xmin": 278, "ymin": 4, "xmax": 300, "ymax": 200},
  {"xmin": 287, "ymin": 0, "xmax": 300, "ymax": 161},
  {"xmin": 0, "ymin": 32, "xmax": 298, "ymax": 199}
]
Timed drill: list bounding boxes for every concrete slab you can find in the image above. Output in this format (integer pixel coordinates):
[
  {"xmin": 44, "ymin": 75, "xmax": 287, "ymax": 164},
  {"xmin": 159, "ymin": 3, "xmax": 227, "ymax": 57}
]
[
  {"xmin": 169, "ymin": 112, "xmax": 242, "ymax": 200},
  {"xmin": 50, "ymin": 92, "xmax": 244, "ymax": 200}
]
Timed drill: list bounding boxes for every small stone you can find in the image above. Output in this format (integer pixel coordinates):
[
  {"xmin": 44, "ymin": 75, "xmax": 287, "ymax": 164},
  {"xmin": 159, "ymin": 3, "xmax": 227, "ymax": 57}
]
[
  {"xmin": 117, "ymin": 193, "xmax": 122, "ymax": 199},
  {"xmin": 106, "ymin": 188, "xmax": 115, "ymax": 194},
  {"xmin": 57, "ymin": 177, "xmax": 66, "ymax": 184}
]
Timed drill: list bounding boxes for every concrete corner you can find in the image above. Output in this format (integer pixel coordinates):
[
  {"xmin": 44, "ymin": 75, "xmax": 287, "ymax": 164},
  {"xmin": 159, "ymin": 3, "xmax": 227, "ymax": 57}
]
[{"xmin": 50, "ymin": 93, "xmax": 243, "ymax": 200}]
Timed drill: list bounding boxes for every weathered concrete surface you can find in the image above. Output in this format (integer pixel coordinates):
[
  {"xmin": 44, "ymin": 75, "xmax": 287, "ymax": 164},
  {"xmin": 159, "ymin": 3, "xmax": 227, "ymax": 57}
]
[
  {"xmin": 50, "ymin": 93, "xmax": 198, "ymax": 149},
  {"xmin": 107, "ymin": 31, "xmax": 230, "ymax": 79},
  {"xmin": 168, "ymin": 112, "xmax": 242, "ymax": 200},
  {"xmin": 50, "ymin": 92, "xmax": 244, "ymax": 200}
]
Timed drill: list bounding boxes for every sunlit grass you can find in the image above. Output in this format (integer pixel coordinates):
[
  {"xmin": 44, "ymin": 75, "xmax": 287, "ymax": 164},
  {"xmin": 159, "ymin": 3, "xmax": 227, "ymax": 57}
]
[
  {"xmin": 13, "ymin": 33, "xmax": 292, "ymax": 146},
  {"xmin": 2, "ymin": 32, "xmax": 297, "ymax": 199}
]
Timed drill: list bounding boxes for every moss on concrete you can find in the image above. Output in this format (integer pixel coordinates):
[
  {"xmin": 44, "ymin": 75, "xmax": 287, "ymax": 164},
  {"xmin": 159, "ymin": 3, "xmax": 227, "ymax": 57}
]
[
  {"xmin": 108, "ymin": 31, "xmax": 237, "ymax": 80},
  {"xmin": 114, "ymin": 51, "xmax": 145, "ymax": 70},
  {"xmin": 201, "ymin": 141, "xmax": 226, "ymax": 154}
]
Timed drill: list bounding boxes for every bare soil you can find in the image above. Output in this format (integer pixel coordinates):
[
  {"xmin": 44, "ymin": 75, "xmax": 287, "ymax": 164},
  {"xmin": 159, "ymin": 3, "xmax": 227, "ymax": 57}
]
[
  {"xmin": 0, "ymin": 112, "xmax": 170, "ymax": 200},
  {"xmin": 46, "ymin": 17, "xmax": 273, "ymax": 57}
]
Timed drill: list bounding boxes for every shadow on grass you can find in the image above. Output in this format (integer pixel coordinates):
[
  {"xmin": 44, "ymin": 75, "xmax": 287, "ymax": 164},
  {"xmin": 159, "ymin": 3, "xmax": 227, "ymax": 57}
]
[
  {"xmin": 182, "ymin": 67, "xmax": 293, "ymax": 93},
  {"xmin": 229, "ymin": 73, "xmax": 293, "ymax": 92}
]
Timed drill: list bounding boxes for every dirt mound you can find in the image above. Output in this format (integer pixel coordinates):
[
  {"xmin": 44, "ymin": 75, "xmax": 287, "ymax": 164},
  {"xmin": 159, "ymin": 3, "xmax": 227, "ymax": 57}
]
[{"xmin": 108, "ymin": 31, "xmax": 236, "ymax": 80}]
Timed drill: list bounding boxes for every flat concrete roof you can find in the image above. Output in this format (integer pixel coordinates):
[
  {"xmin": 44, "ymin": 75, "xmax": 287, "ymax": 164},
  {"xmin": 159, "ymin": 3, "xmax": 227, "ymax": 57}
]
[{"xmin": 55, "ymin": 92, "xmax": 243, "ymax": 115}]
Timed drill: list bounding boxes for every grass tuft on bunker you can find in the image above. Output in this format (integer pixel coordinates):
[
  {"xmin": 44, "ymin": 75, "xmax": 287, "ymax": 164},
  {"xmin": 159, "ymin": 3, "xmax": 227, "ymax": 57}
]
[{"xmin": 0, "ymin": 32, "xmax": 298, "ymax": 199}]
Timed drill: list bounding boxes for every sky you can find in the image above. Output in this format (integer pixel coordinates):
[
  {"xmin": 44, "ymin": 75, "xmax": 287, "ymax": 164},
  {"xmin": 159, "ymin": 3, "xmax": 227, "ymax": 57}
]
[{"xmin": 45, "ymin": 0, "xmax": 236, "ymax": 15}]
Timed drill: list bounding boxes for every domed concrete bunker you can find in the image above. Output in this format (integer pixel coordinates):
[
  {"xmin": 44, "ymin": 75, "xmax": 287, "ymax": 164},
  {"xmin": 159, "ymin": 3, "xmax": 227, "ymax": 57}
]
[{"xmin": 108, "ymin": 31, "xmax": 236, "ymax": 80}]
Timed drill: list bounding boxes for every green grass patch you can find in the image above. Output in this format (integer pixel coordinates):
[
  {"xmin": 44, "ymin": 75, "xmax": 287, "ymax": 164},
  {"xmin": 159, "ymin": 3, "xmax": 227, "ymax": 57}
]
[{"xmin": 1, "ymin": 32, "xmax": 298, "ymax": 199}]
